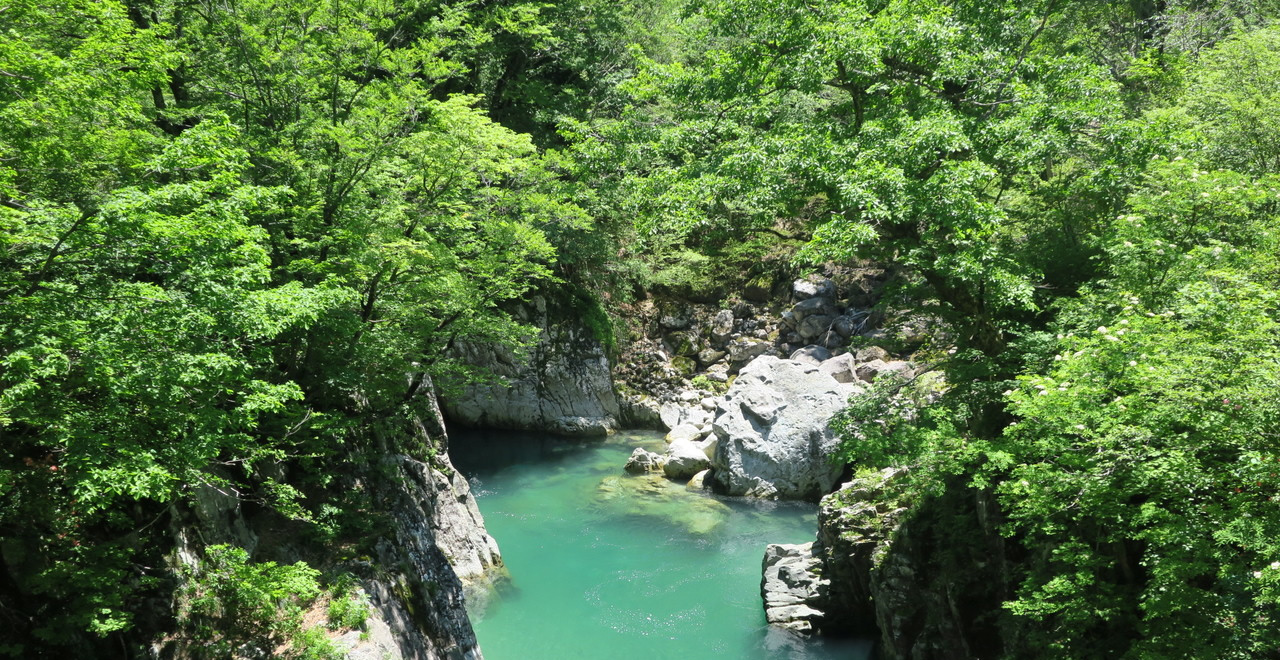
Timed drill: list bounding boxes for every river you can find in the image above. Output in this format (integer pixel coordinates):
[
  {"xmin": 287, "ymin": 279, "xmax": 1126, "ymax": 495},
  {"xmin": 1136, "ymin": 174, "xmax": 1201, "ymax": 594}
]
[{"xmin": 450, "ymin": 429, "xmax": 874, "ymax": 660}]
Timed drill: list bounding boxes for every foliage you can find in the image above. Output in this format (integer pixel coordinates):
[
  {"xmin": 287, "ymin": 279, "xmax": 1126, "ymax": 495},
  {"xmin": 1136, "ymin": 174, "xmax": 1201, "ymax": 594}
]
[
  {"xmin": 178, "ymin": 545, "xmax": 322, "ymax": 657},
  {"xmin": 0, "ymin": 0, "xmax": 583, "ymax": 653}
]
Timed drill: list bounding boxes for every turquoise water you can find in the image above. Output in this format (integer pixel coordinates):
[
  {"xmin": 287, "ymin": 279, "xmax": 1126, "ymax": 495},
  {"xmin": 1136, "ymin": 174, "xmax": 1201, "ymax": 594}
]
[{"xmin": 450, "ymin": 429, "xmax": 873, "ymax": 660}]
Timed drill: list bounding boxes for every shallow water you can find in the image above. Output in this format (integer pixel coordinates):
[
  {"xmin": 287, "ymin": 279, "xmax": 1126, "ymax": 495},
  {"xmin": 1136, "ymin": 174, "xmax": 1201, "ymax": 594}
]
[{"xmin": 450, "ymin": 429, "xmax": 873, "ymax": 660}]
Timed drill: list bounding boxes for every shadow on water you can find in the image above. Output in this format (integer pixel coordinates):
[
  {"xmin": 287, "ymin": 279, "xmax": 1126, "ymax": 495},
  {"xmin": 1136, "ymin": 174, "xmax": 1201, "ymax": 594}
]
[{"xmin": 449, "ymin": 426, "xmax": 610, "ymax": 476}]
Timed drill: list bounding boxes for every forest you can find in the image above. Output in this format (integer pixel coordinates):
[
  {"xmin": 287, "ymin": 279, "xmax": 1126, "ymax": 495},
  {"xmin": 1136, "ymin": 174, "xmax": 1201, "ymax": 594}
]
[{"xmin": 4, "ymin": 0, "xmax": 1280, "ymax": 657}]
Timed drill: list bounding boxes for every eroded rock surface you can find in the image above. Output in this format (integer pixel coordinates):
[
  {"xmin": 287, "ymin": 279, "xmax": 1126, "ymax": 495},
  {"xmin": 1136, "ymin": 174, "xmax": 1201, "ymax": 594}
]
[
  {"xmin": 762, "ymin": 542, "xmax": 829, "ymax": 634},
  {"xmin": 709, "ymin": 356, "xmax": 862, "ymax": 500},
  {"xmin": 442, "ymin": 296, "xmax": 619, "ymax": 437}
]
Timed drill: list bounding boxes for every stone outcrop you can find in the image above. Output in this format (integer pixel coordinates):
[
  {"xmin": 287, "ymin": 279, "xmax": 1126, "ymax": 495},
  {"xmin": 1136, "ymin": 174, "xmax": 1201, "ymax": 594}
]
[
  {"xmin": 442, "ymin": 296, "xmax": 620, "ymax": 437},
  {"xmin": 761, "ymin": 542, "xmax": 828, "ymax": 634},
  {"xmin": 161, "ymin": 383, "xmax": 500, "ymax": 660},
  {"xmin": 802, "ymin": 468, "xmax": 1006, "ymax": 658},
  {"xmin": 709, "ymin": 356, "xmax": 862, "ymax": 500}
]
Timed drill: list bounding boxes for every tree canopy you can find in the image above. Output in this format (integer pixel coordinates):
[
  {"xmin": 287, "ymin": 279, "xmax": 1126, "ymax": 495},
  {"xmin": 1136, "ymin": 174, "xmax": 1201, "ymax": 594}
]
[{"xmin": 4, "ymin": 0, "xmax": 1280, "ymax": 657}]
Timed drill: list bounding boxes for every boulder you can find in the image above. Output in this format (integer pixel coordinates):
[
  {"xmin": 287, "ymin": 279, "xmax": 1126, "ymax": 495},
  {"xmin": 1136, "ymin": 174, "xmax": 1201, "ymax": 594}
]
[
  {"xmin": 671, "ymin": 356, "xmax": 697, "ymax": 377},
  {"xmin": 792, "ymin": 277, "xmax": 836, "ymax": 301},
  {"xmin": 658, "ymin": 303, "xmax": 694, "ymax": 330},
  {"xmin": 789, "ymin": 345, "xmax": 833, "ymax": 366},
  {"xmin": 744, "ymin": 275, "xmax": 774, "ymax": 302},
  {"xmin": 797, "ymin": 314, "xmax": 836, "ymax": 342},
  {"xmin": 791, "ymin": 297, "xmax": 837, "ymax": 323},
  {"xmin": 664, "ymin": 330, "xmax": 698, "ymax": 357},
  {"xmin": 686, "ymin": 469, "xmax": 711, "ymax": 491},
  {"xmin": 665, "ymin": 423, "xmax": 703, "ymax": 444},
  {"xmin": 726, "ymin": 339, "xmax": 775, "ymax": 371},
  {"xmin": 818, "ymin": 353, "xmax": 858, "ymax": 384},
  {"xmin": 659, "ymin": 402, "xmax": 684, "ymax": 430},
  {"xmin": 618, "ymin": 392, "xmax": 663, "ymax": 430},
  {"xmin": 854, "ymin": 345, "xmax": 892, "ymax": 363},
  {"xmin": 855, "ymin": 359, "xmax": 912, "ymax": 383},
  {"xmin": 664, "ymin": 439, "xmax": 712, "ymax": 479},
  {"xmin": 711, "ymin": 308, "xmax": 735, "ymax": 344},
  {"xmin": 697, "ymin": 348, "xmax": 728, "ymax": 367},
  {"xmin": 710, "ymin": 356, "xmax": 862, "ymax": 499},
  {"xmin": 624, "ymin": 448, "xmax": 666, "ymax": 474},
  {"xmin": 761, "ymin": 542, "xmax": 829, "ymax": 634},
  {"xmin": 833, "ymin": 314, "xmax": 864, "ymax": 339}
]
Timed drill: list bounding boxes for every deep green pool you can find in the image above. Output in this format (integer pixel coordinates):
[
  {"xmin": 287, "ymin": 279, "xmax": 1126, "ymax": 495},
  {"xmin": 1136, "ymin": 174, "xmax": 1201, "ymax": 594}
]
[{"xmin": 450, "ymin": 429, "xmax": 873, "ymax": 660}]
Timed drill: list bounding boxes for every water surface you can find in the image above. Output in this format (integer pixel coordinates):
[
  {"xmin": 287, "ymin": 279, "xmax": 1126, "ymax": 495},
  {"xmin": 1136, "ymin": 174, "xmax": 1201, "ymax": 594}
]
[{"xmin": 451, "ymin": 429, "xmax": 873, "ymax": 660}]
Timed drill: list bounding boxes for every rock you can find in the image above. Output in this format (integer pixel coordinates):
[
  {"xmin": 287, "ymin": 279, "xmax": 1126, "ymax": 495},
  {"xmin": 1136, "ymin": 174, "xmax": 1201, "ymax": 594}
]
[
  {"xmin": 701, "ymin": 397, "xmax": 717, "ymax": 411},
  {"xmin": 664, "ymin": 439, "xmax": 712, "ymax": 479},
  {"xmin": 659, "ymin": 402, "xmax": 684, "ymax": 430},
  {"xmin": 744, "ymin": 274, "xmax": 774, "ymax": 302},
  {"xmin": 854, "ymin": 345, "xmax": 892, "ymax": 363},
  {"xmin": 697, "ymin": 348, "xmax": 728, "ymax": 367},
  {"xmin": 442, "ymin": 296, "xmax": 619, "ymax": 437},
  {"xmin": 683, "ymin": 407, "xmax": 711, "ymax": 428},
  {"xmin": 679, "ymin": 389, "xmax": 701, "ymax": 403},
  {"xmin": 710, "ymin": 356, "xmax": 862, "ymax": 499},
  {"xmin": 624, "ymin": 448, "xmax": 666, "ymax": 474},
  {"xmin": 833, "ymin": 313, "xmax": 871, "ymax": 338},
  {"xmin": 686, "ymin": 469, "xmax": 710, "ymax": 491},
  {"xmin": 671, "ymin": 355, "xmax": 697, "ymax": 377},
  {"xmin": 726, "ymin": 339, "xmax": 774, "ymax": 371},
  {"xmin": 855, "ymin": 359, "xmax": 912, "ymax": 383},
  {"xmin": 659, "ymin": 303, "xmax": 694, "ymax": 330},
  {"xmin": 666, "ymin": 423, "xmax": 703, "ymax": 444},
  {"xmin": 797, "ymin": 314, "xmax": 836, "ymax": 342},
  {"xmin": 762, "ymin": 542, "xmax": 828, "ymax": 634},
  {"xmin": 664, "ymin": 330, "xmax": 698, "ymax": 357},
  {"xmin": 818, "ymin": 468, "xmax": 1002, "ymax": 657},
  {"xmin": 595, "ymin": 474, "xmax": 730, "ymax": 535},
  {"xmin": 618, "ymin": 392, "xmax": 664, "ymax": 430},
  {"xmin": 695, "ymin": 435, "xmax": 718, "ymax": 460},
  {"xmin": 791, "ymin": 297, "xmax": 837, "ymax": 323},
  {"xmin": 792, "ymin": 277, "xmax": 836, "ymax": 301},
  {"xmin": 818, "ymin": 354, "xmax": 858, "ymax": 384},
  {"xmin": 711, "ymin": 308, "xmax": 735, "ymax": 344},
  {"xmin": 789, "ymin": 345, "xmax": 833, "ymax": 365}
]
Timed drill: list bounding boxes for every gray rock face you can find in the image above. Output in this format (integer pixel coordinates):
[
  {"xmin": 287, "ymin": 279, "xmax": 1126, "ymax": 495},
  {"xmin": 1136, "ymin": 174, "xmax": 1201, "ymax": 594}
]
[
  {"xmin": 762, "ymin": 542, "xmax": 829, "ymax": 634},
  {"xmin": 709, "ymin": 356, "xmax": 862, "ymax": 500},
  {"xmin": 442, "ymin": 297, "xmax": 619, "ymax": 437},
  {"xmin": 168, "ymin": 386, "xmax": 493, "ymax": 660}
]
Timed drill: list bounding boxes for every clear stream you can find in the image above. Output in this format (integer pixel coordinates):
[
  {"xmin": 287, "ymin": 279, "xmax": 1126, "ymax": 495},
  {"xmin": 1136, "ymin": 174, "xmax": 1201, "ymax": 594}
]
[{"xmin": 450, "ymin": 429, "xmax": 874, "ymax": 660}]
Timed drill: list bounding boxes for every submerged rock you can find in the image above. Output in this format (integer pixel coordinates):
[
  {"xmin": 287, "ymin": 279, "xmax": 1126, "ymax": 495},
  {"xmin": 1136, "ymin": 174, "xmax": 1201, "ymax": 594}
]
[
  {"xmin": 710, "ymin": 356, "xmax": 862, "ymax": 500},
  {"xmin": 594, "ymin": 474, "xmax": 731, "ymax": 535}
]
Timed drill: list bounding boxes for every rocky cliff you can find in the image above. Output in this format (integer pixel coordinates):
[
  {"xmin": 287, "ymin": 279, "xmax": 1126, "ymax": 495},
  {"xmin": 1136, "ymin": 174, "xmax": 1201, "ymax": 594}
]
[
  {"xmin": 160, "ymin": 383, "xmax": 503, "ymax": 660},
  {"xmin": 442, "ymin": 296, "xmax": 620, "ymax": 437},
  {"xmin": 760, "ymin": 468, "xmax": 1008, "ymax": 659}
]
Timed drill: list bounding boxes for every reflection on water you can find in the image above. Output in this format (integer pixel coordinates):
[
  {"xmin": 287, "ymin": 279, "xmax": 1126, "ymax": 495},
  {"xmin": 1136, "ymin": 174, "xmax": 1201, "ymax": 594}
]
[{"xmin": 451, "ymin": 428, "xmax": 874, "ymax": 660}]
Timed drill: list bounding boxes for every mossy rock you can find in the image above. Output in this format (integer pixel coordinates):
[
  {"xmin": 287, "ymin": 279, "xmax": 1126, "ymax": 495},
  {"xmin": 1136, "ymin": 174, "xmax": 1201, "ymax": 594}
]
[{"xmin": 671, "ymin": 356, "xmax": 697, "ymax": 377}]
